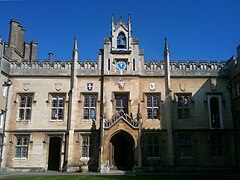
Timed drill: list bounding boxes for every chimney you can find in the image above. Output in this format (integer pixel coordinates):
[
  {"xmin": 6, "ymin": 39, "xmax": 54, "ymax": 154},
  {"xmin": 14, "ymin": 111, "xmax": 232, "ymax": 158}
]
[
  {"xmin": 9, "ymin": 19, "xmax": 25, "ymax": 53},
  {"xmin": 23, "ymin": 42, "xmax": 31, "ymax": 61},
  {"xmin": 30, "ymin": 41, "xmax": 38, "ymax": 62},
  {"xmin": 48, "ymin": 52, "xmax": 53, "ymax": 62}
]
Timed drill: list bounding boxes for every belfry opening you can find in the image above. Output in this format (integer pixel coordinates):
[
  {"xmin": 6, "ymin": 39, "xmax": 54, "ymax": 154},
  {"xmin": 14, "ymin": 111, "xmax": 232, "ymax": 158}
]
[{"xmin": 110, "ymin": 130, "xmax": 135, "ymax": 170}]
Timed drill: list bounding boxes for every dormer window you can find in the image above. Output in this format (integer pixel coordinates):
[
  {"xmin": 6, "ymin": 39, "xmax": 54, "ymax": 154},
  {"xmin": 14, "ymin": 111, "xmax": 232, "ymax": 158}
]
[{"xmin": 117, "ymin": 32, "xmax": 126, "ymax": 49}]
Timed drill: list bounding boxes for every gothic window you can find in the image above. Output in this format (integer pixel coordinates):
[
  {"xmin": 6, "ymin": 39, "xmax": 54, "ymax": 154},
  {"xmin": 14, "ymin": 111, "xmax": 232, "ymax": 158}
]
[
  {"xmin": 82, "ymin": 135, "xmax": 90, "ymax": 158},
  {"xmin": 133, "ymin": 58, "xmax": 135, "ymax": 71},
  {"xmin": 146, "ymin": 134, "xmax": 160, "ymax": 158},
  {"xmin": 15, "ymin": 135, "xmax": 29, "ymax": 159},
  {"xmin": 179, "ymin": 135, "xmax": 192, "ymax": 158},
  {"xmin": 210, "ymin": 134, "xmax": 223, "ymax": 157},
  {"xmin": 108, "ymin": 58, "xmax": 110, "ymax": 71},
  {"xmin": 146, "ymin": 94, "xmax": 160, "ymax": 119},
  {"xmin": 18, "ymin": 95, "xmax": 33, "ymax": 121},
  {"xmin": 117, "ymin": 32, "xmax": 126, "ymax": 49},
  {"xmin": 115, "ymin": 94, "xmax": 128, "ymax": 114},
  {"xmin": 83, "ymin": 95, "xmax": 96, "ymax": 120},
  {"xmin": 51, "ymin": 95, "xmax": 64, "ymax": 120},
  {"xmin": 176, "ymin": 94, "xmax": 191, "ymax": 119},
  {"xmin": 207, "ymin": 95, "xmax": 223, "ymax": 128}
]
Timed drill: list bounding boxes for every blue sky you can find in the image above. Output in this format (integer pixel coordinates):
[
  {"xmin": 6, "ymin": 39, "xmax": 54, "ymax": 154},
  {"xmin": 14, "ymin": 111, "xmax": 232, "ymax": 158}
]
[{"xmin": 0, "ymin": 0, "xmax": 240, "ymax": 62}]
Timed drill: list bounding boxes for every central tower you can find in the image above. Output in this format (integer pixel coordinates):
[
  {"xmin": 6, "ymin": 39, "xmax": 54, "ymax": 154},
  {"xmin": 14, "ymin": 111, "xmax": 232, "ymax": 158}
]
[{"xmin": 102, "ymin": 14, "xmax": 144, "ymax": 75}]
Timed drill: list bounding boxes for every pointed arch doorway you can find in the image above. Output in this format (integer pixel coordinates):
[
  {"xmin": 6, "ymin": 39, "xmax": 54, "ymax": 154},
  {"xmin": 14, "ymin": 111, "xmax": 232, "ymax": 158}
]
[{"xmin": 110, "ymin": 130, "xmax": 135, "ymax": 170}]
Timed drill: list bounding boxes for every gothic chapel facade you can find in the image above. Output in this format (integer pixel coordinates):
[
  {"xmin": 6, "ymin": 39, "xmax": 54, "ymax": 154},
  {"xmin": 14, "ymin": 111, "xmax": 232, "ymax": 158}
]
[{"xmin": 0, "ymin": 15, "xmax": 240, "ymax": 172}]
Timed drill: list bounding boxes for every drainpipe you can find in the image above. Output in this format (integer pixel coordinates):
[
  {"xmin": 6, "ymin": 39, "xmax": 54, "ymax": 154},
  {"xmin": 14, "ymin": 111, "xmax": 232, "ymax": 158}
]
[
  {"xmin": 0, "ymin": 79, "xmax": 12, "ymax": 170},
  {"xmin": 98, "ymin": 49, "xmax": 104, "ymax": 172}
]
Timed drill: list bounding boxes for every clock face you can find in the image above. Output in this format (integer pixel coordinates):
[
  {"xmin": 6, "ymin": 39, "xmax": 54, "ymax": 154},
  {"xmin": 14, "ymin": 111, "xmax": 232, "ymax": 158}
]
[{"xmin": 116, "ymin": 61, "xmax": 126, "ymax": 71}]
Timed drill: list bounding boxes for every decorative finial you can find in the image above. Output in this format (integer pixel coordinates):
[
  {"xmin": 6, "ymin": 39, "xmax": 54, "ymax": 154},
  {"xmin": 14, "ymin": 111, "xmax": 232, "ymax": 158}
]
[
  {"xmin": 112, "ymin": 14, "xmax": 114, "ymax": 23},
  {"xmin": 128, "ymin": 14, "xmax": 131, "ymax": 22},
  {"xmin": 120, "ymin": 15, "xmax": 123, "ymax": 22},
  {"xmin": 164, "ymin": 37, "xmax": 169, "ymax": 56},
  {"xmin": 73, "ymin": 36, "xmax": 78, "ymax": 51}
]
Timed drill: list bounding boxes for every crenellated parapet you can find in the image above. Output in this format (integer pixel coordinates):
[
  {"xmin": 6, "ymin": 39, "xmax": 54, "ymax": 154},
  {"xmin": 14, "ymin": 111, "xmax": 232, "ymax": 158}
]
[
  {"xmin": 10, "ymin": 59, "xmax": 99, "ymax": 70},
  {"xmin": 144, "ymin": 60, "xmax": 226, "ymax": 71},
  {"xmin": 9, "ymin": 59, "xmax": 99, "ymax": 76}
]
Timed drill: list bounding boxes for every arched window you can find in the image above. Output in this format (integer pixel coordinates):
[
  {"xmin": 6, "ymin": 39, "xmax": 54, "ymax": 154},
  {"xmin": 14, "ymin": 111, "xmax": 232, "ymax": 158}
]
[
  {"xmin": 210, "ymin": 97, "xmax": 220, "ymax": 128},
  {"xmin": 117, "ymin": 32, "xmax": 126, "ymax": 49}
]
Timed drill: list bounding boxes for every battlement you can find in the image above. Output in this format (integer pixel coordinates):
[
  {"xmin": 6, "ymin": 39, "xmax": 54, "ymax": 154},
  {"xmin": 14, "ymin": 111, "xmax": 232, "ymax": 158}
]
[
  {"xmin": 144, "ymin": 60, "xmax": 226, "ymax": 71},
  {"xmin": 10, "ymin": 59, "xmax": 99, "ymax": 70}
]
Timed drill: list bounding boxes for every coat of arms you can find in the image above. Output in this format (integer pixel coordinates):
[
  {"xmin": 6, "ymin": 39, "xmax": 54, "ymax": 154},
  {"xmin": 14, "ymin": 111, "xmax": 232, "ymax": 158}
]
[
  {"xmin": 87, "ymin": 83, "xmax": 93, "ymax": 91},
  {"xmin": 118, "ymin": 78, "xmax": 125, "ymax": 89},
  {"xmin": 149, "ymin": 83, "xmax": 155, "ymax": 91}
]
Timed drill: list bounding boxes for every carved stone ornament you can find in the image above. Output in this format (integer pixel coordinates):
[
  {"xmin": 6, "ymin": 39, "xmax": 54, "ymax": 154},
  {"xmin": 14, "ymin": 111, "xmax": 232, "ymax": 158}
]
[
  {"xmin": 118, "ymin": 78, "xmax": 125, "ymax": 89},
  {"xmin": 179, "ymin": 84, "xmax": 186, "ymax": 91},
  {"xmin": 210, "ymin": 78, "xmax": 217, "ymax": 91},
  {"xmin": 23, "ymin": 83, "xmax": 30, "ymax": 91},
  {"xmin": 55, "ymin": 83, "xmax": 62, "ymax": 91},
  {"xmin": 149, "ymin": 83, "xmax": 156, "ymax": 91}
]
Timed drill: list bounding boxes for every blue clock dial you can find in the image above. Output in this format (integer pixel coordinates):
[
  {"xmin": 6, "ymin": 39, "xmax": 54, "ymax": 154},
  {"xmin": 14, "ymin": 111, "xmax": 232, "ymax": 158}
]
[{"xmin": 117, "ymin": 61, "xmax": 126, "ymax": 71}]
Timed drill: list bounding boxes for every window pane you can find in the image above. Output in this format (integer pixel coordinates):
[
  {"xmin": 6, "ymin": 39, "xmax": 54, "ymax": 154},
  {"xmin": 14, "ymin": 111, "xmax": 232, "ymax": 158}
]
[
  {"xmin": 20, "ymin": 97, "xmax": 26, "ymax": 107},
  {"xmin": 26, "ymin": 97, "xmax": 32, "ymax": 107},
  {"xmin": 183, "ymin": 96, "xmax": 189, "ymax": 107},
  {"xmin": 17, "ymin": 138, "xmax": 22, "ymax": 145},
  {"xmin": 147, "ymin": 108, "xmax": 152, "ymax": 119},
  {"xmin": 19, "ymin": 109, "xmax": 25, "ymax": 120},
  {"xmin": 153, "ymin": 108, "xmax": 158, "ymax": 118},
  {"xmin": 84, "ymin": 96, "xmax": 89, "ymax": 107},
  {"xmin": 51, "ymin": 109, "xmax": 57, "ymax": 119},
  {"xmin": 25, "ymin": 109, "xmax": 31, "ymax": 120},
  {"xmin": 15, "ymin": 147, "xmax": 21, "ymax": 158},
  {"xmin": 153, "ymin": 96, "xmax": 158, "ymax": 107},
  {"xmin": 22, "ymin": 137, "xmax": 28, "ymax": 145},
  {"xmin": 116, "ymin": 96, "xmax": 121, "ymax": 107},
  {"xmin": 90, "ymin": 108, "xmax": 95, "ymax": 119},
  {"xmin": 90, "ymin": 96, "xmax": 96, "ymax": 107},
  {"xmin": 52, "ymin": 98, "xmax": 57, "ymax": 107},
  {"xmin": 58, "ymin": 97, "xmax": 64, "ymax": 107},
  {"xmin": 22, "ymin": 147, "xmax": 28, "ymax": 158},
  {"xmin": 82, "ymin": 146, "xmax": 88, "ymax": 157},
  {"xmin": 58, "ymin": 109, "xmax": 64, "ymax": 119},
  {"xmin": 147, "ymin": 96, "xmax": 152, "ymax": 107},
  {"xmin": 84, "ymin": 108, "xmax": 89, "ymax": 119}
]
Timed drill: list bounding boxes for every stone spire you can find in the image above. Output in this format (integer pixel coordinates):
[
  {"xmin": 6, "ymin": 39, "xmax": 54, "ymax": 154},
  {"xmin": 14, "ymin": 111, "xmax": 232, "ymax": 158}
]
[
  {"xmin": 128, "ymin": 14, "xmax": 132, "ymax": 38},
  {"xmin": 71, "ymin": 37, "xmax": 78, "ymax": 89},
  {"xmin": 111, "ymin": 14, "xmax": 115, "ymax": 36},
  {"xmin": 164, "ymin": 37, "xmax": 170, "ymax": 96}
]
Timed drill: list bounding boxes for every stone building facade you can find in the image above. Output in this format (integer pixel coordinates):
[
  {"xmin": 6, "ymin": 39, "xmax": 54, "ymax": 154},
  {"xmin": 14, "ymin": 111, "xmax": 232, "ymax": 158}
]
[{"xmin": 0, "ymin": 15, "xmax": 239, "ymax": 172}]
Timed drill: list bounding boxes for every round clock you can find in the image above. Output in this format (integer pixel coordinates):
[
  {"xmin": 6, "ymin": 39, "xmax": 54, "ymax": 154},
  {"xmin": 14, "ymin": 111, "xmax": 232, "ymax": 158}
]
[{"xmin": 116, "ymin": 61, "xmax": 126, "ymax": 71}]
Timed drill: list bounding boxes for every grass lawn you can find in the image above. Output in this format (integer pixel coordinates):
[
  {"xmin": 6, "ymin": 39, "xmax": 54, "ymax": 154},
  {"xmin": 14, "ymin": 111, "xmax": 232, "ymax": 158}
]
[{"xmin": 6, "ymin": 174, "xmax": 237, "ymax": 180}]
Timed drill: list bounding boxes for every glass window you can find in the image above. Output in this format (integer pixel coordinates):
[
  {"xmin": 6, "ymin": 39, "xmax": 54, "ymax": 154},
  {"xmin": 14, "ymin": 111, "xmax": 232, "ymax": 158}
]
[
  {"xmin": 51, "ymin": 95, "xmax": 64, "ymax": 120},
  {"xmin": 115, "ymin": 94, "xmax": 128, "ymax": 114},
  {"xmin": 15, "ymin": 135, "xmax": 29, "ymax": 159},
  {"xmin": 147, "ymin": 94, "xmax": 160, "ymax": 119},
  {"xmin": 82, "ymin": 135, "xmax": 90, "ymax": 158},
  {"xmin": 18, "ymin": 95, "xmax": 32, "ymax": 121},
  {"xmin": 146, "ymin": 134, "xmax": 160, "ymax": 158},
  {"xmin": 179, "ymin": 135, "xmax": 192, "ymax": 158},
  {"xmin": 83, "ymin": 95, "xmax": 96, "ymax": 120},
  {"xmin": 177, "ymin": 94, "xmax": 191, "ymax": 119},
  {"xmin": 210, "ymin": 134, "xmax": 223, "ymax": 157},
  {"xmin": 207, "ymin": 95, "xmax": 223, "ymax": 128}
]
